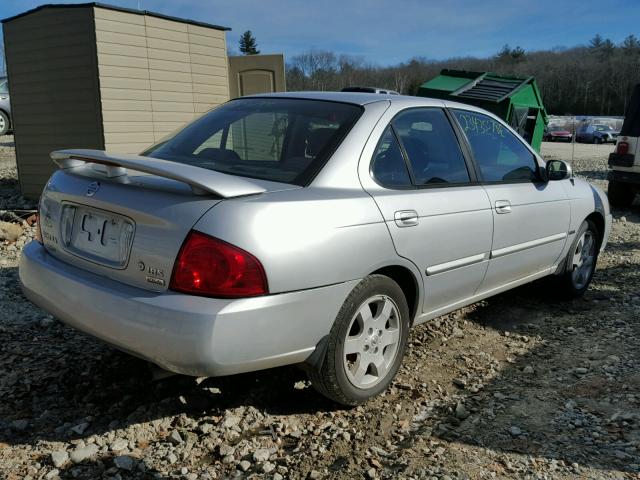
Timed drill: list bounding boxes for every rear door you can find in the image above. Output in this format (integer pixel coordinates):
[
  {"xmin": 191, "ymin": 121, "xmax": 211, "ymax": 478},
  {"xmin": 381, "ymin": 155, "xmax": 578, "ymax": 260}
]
[
  {"xmin": 450, "ymin": 109, "xmax": 570, "ymax": 292},
  {"xmin": 361, "ymin": 107, "xmax": 493, "ymax": 317}
]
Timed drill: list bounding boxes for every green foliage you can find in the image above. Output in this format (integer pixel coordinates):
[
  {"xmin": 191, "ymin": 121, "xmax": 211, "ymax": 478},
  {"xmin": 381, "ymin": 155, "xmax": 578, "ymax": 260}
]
[{"xmin": 239, "ymin": 30, "xmax": 260, "ymax": 55}]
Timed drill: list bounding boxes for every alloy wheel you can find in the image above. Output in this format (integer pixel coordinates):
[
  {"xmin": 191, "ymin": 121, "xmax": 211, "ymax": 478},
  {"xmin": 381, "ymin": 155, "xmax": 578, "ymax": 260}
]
[
  {"xmin": 571, "ymin": 230, "xmax": 596, "ymax": 289},
  {"xmin": 342, "ymin": 295, "xmax": 402, "ymax": 389}
]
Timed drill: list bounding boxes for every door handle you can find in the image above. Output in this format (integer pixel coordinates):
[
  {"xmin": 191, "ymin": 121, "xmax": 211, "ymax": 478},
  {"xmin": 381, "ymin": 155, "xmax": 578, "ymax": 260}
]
[
  {"xmin": 394, "ymin": 210, "xmax": 419, "ymax": 227},
  {"xmin": 495, "ymin": 200, "xmax": 512, "ymax": 214}
]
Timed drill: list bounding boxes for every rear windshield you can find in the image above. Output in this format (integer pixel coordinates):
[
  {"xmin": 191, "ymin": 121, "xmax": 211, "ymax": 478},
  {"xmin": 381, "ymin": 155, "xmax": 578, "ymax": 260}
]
[{"xmin": 143, "ymin": 98, "xmax": 363, "ymax": 185}]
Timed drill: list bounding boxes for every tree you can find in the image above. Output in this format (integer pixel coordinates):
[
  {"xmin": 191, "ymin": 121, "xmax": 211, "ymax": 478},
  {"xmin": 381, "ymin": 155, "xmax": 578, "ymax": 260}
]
[
  {"xmin": 621, "ymin": 34, "xmax": 640, "ymax": 54},
  {"xmin": 285, "ymin": 33, "xmax": 640, "ymax": 116},
  {"xmin": 239, "ymin": 30, "xmax": 260, "ymax": 55},
  {"xmin": 495, "ymin": 44, "xmax": 525, "ymax": 64},
  {"xmin": 510, "ymin": 46, "xmax": 526, "ymax": 61},
  {"xmin": 589, "ymin": 34, "xmax": 604, "ymax": 49},
  {"xmin": 601, "ymin": 39, "xmax": 616, "ymax": 55},
  {"xmin": 496, "ymin": 44, "xmax": 512, "ymax": 61}
]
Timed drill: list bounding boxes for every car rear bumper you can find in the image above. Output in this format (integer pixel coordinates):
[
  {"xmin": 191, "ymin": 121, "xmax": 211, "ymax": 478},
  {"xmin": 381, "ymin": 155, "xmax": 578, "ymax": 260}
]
[
  {"xmin": 19, "ymin": 241, "xmax": 358, "ymax": 377},
  {"xmin": 608, "ymin": 153, "xmax": 635, "ymax": 168},
  {"xmin": 608, "ymin": 169, "xmax": 640, "ymax": 186}
]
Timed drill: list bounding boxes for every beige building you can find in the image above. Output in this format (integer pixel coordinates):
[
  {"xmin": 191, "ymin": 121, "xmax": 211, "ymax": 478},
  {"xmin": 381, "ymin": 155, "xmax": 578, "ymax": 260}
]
[{"xmin": 2, "ymin": 3, "xmax": 285, "ymax": 198}]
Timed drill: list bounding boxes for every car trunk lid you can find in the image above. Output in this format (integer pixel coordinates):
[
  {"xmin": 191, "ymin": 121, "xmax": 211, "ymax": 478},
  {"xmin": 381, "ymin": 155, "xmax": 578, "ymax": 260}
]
[{"xmin": 39, "ymin": 150, "xmax": 298, "ymax": 292}]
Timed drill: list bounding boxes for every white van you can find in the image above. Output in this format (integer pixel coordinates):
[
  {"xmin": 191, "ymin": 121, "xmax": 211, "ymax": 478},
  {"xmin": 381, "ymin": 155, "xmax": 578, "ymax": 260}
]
[{"xmin": 608, "ymin": 84, "xmax": 640, "ymax": 207}]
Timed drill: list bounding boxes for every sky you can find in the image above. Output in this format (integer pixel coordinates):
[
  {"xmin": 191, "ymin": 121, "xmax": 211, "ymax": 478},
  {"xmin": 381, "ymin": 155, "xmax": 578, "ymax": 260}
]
[{"xmin": 1, "ymin": 0, "xmax": 639, "ymax": 65}]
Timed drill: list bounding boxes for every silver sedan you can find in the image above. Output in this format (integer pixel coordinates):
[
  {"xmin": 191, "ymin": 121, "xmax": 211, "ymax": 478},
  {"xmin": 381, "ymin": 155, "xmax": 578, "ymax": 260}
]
[{"xmin": 19, "ymin": 92, "xmax": 612, "ymax": 405}]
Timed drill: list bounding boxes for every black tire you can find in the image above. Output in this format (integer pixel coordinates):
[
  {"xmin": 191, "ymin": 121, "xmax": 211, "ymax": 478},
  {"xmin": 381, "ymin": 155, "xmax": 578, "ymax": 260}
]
[
  {"xmin": 309, "ymin": 275, "xmax": 410, "ymax": 406},
  {"xmin": 0, "ymin": 111, "xmax": 9, "ymax": 136},
  {"xmin": 594, "ymin": 136, "xmax": 601, "ymax": 144},
  {"xmin": 556, "ymin": 219, "xmax": 599, "ymax": 298},
  {"xmin": 608, "ymin": 180, "xmax": 636, "ymax": 208}
]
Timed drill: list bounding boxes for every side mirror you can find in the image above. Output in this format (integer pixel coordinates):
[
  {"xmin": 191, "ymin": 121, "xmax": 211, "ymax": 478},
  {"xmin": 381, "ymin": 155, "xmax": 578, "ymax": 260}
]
[{"xmin": 545, "ymin": 159, "xmax": 572, "ymax": 181}]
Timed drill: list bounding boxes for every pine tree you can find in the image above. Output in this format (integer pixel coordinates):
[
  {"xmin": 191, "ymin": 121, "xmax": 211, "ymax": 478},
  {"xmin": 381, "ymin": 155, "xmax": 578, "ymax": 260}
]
[
  {"xmin": 239, "ymin": 31, "xmax": 260, "ymax": 55},
  {"xmin": 621, "ymin": 34, "xmax": 640, "ymax": 54},
  {"xmin": 589, "ymin": 34, "xmax": 604, "ymax": 49}
]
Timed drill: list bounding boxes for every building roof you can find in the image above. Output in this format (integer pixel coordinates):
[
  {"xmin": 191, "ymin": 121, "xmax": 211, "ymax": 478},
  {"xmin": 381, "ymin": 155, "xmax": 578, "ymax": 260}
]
[
  {"xmin": 2, "ymin": 2, "xmax": 231, "ymax": 31},
  {"xmin": 420, "ymin": 69, "xmax": 534, "ymax": 104}
]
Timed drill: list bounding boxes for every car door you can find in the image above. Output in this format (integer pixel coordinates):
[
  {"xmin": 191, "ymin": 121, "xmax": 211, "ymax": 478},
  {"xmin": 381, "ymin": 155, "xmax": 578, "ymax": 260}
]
[
  {"xmin": 360, "ymin": 107, "xmax": 494, "ymax": 317},
  {"xmin": 450, "ymin": 109, "xmax": 570, "ymax": 293}
]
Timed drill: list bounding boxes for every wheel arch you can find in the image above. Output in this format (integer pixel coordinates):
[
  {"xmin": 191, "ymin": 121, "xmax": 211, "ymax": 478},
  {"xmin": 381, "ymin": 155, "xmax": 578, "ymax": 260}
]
[
  {"xmin": 0, "ymin": 108, "xmax": 10, "ymax": 129},
  {"xmin": 585, "ymin": 211, "xmax": 605, "ymax": 249},
  {"xmin": 370, "ymin": 264, "xmax": 421, "ymax": 324}
]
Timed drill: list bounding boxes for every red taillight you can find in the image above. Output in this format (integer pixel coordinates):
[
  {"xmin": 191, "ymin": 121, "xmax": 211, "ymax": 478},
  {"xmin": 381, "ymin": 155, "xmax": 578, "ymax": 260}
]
[
  {"xmin": 170, "ymin": 231, "xmax": 268, "ymax": 298},
  {"xmin": 616, "ymin": 141, "xmax": 629, "ymax": 155}
]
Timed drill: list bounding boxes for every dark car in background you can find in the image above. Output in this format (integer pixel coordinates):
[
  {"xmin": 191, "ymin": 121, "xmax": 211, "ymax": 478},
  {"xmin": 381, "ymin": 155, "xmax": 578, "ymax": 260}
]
[
  {"xmin": 576, "ymin": 124, "xmax": 619, "ymax": 144},
  {"xmin": 544, "ymin": 125, "xmax": 573, "ymax": 142},
  {"xmin": 0, "ymin": 77, "xmax": 11, "ymax": 136}
]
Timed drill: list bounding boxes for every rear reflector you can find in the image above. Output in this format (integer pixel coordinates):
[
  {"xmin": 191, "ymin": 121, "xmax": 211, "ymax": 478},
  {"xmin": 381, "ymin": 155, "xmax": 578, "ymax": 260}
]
[
  {"xmin": 170, "ymin": 231, "xmax": 268, "ymax": 298},
  {"xmin": 616, "ymin": 141, "xmax": 629, "ymax": 155}
]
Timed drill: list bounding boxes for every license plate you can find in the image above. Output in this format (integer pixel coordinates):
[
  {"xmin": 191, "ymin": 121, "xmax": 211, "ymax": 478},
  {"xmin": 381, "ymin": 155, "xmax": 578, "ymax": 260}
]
[{"xmin": 60, "ymin": 204, "xmax": 135, "ymax": 269}]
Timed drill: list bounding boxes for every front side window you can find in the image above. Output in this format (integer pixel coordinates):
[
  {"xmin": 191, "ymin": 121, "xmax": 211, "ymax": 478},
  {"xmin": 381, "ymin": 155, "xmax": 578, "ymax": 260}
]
[
  {"xmin": 144, "ymin": 98, "xmax": 363, "ymax": 185},
  {"xmin": 393, "ymin": 108, "xmax": 470, "ymax": 185},
  {"xmin": 0, "ymin": 80, "xmax": 7, "ymax": 95},
  {"xmin": 452, "ymin": 109, "xmax": 539, "ymax": 183}
]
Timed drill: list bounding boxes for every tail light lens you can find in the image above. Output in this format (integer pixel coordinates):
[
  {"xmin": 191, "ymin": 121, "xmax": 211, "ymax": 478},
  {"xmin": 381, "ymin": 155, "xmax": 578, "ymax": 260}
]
[
  {"xmin": 170, "ymin": 231, "xmax": 268, "ymax": 298},
  {"xmin": 616, "ymin": 141, "xmax": 629, "ymax": 155}
]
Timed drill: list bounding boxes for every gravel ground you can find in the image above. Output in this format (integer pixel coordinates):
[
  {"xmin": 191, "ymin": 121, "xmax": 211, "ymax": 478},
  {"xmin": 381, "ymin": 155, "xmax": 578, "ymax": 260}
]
[{"xmin": 0, "ymin": 138, "xmax": 638, "ymax": 480}]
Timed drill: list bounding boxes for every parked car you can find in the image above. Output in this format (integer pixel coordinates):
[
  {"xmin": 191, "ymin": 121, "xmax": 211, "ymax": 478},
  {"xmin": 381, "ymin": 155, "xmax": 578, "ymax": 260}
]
[
  {"xmin": 608, "ymin": 84, "xmax": 640, "ymax": 207},
  {"xmin": 543, "ymin": 125, "xmax": 572, "ymax": 142},
  {"xmin": 576, "ymin": 124, "xmax": 619, "ymax": 144},
  {"xmin": 19, "ymin": 93, "xmax": 611, "ymax": 405},
  {"xmin": 0, "ymin": 76, "xmax": 11, "ymax": 136}
]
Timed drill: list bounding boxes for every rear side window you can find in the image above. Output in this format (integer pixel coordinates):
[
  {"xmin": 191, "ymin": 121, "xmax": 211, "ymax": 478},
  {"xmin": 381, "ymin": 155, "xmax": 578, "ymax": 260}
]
[
  {"xmin": 371, "ymin": 128, "xmax": 412, "ymax": 187},
  {"xmin": 452, "ymin": 109, "xmax": 539, "ymax": 182},
  {"xmin": 0, "ymin": 80, "xmax": 7, "ymax": 94},
  {"xmin": 393, "ymin": 108, "xmax": 470, "ymax": 185},
  {"xmin": 144, "ymin": 98, "xmax": 363, "ymax": 185}
]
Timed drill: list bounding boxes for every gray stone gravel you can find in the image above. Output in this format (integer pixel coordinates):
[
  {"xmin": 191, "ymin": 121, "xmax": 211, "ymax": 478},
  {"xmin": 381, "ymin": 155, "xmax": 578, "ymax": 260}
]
[{"xmin": 0, "ymin": 138, "xmax": 638, "ymax": 479}]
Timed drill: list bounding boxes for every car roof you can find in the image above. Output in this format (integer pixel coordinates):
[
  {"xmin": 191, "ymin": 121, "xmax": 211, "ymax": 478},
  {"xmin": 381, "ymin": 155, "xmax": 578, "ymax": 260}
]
[
  {"xmin": 242, "ymin": 91, "xmax": 407, "ymax": 105},
  {"xmin": 240, "ymin": 91, "xmax": 487, "ymax": 112}
]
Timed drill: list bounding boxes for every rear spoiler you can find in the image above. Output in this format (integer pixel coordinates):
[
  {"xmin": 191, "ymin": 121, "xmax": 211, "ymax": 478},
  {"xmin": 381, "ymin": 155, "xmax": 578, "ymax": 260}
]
[{"xmin": 51, "ymin": 149, "xmax": 266, "ymax": 198}]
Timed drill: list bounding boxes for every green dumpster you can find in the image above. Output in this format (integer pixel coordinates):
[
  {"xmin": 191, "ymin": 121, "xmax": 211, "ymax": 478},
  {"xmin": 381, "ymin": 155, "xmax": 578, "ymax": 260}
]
[{"xmin": 417, "ymin": 69, "xmax": 548, "ymax": 152}]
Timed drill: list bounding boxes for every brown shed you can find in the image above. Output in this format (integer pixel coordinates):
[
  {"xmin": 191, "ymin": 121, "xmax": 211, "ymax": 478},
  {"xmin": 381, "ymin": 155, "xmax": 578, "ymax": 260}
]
[{"xmin": 2, "ymin": 3, "xmax": 285, "ymax": 198}]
